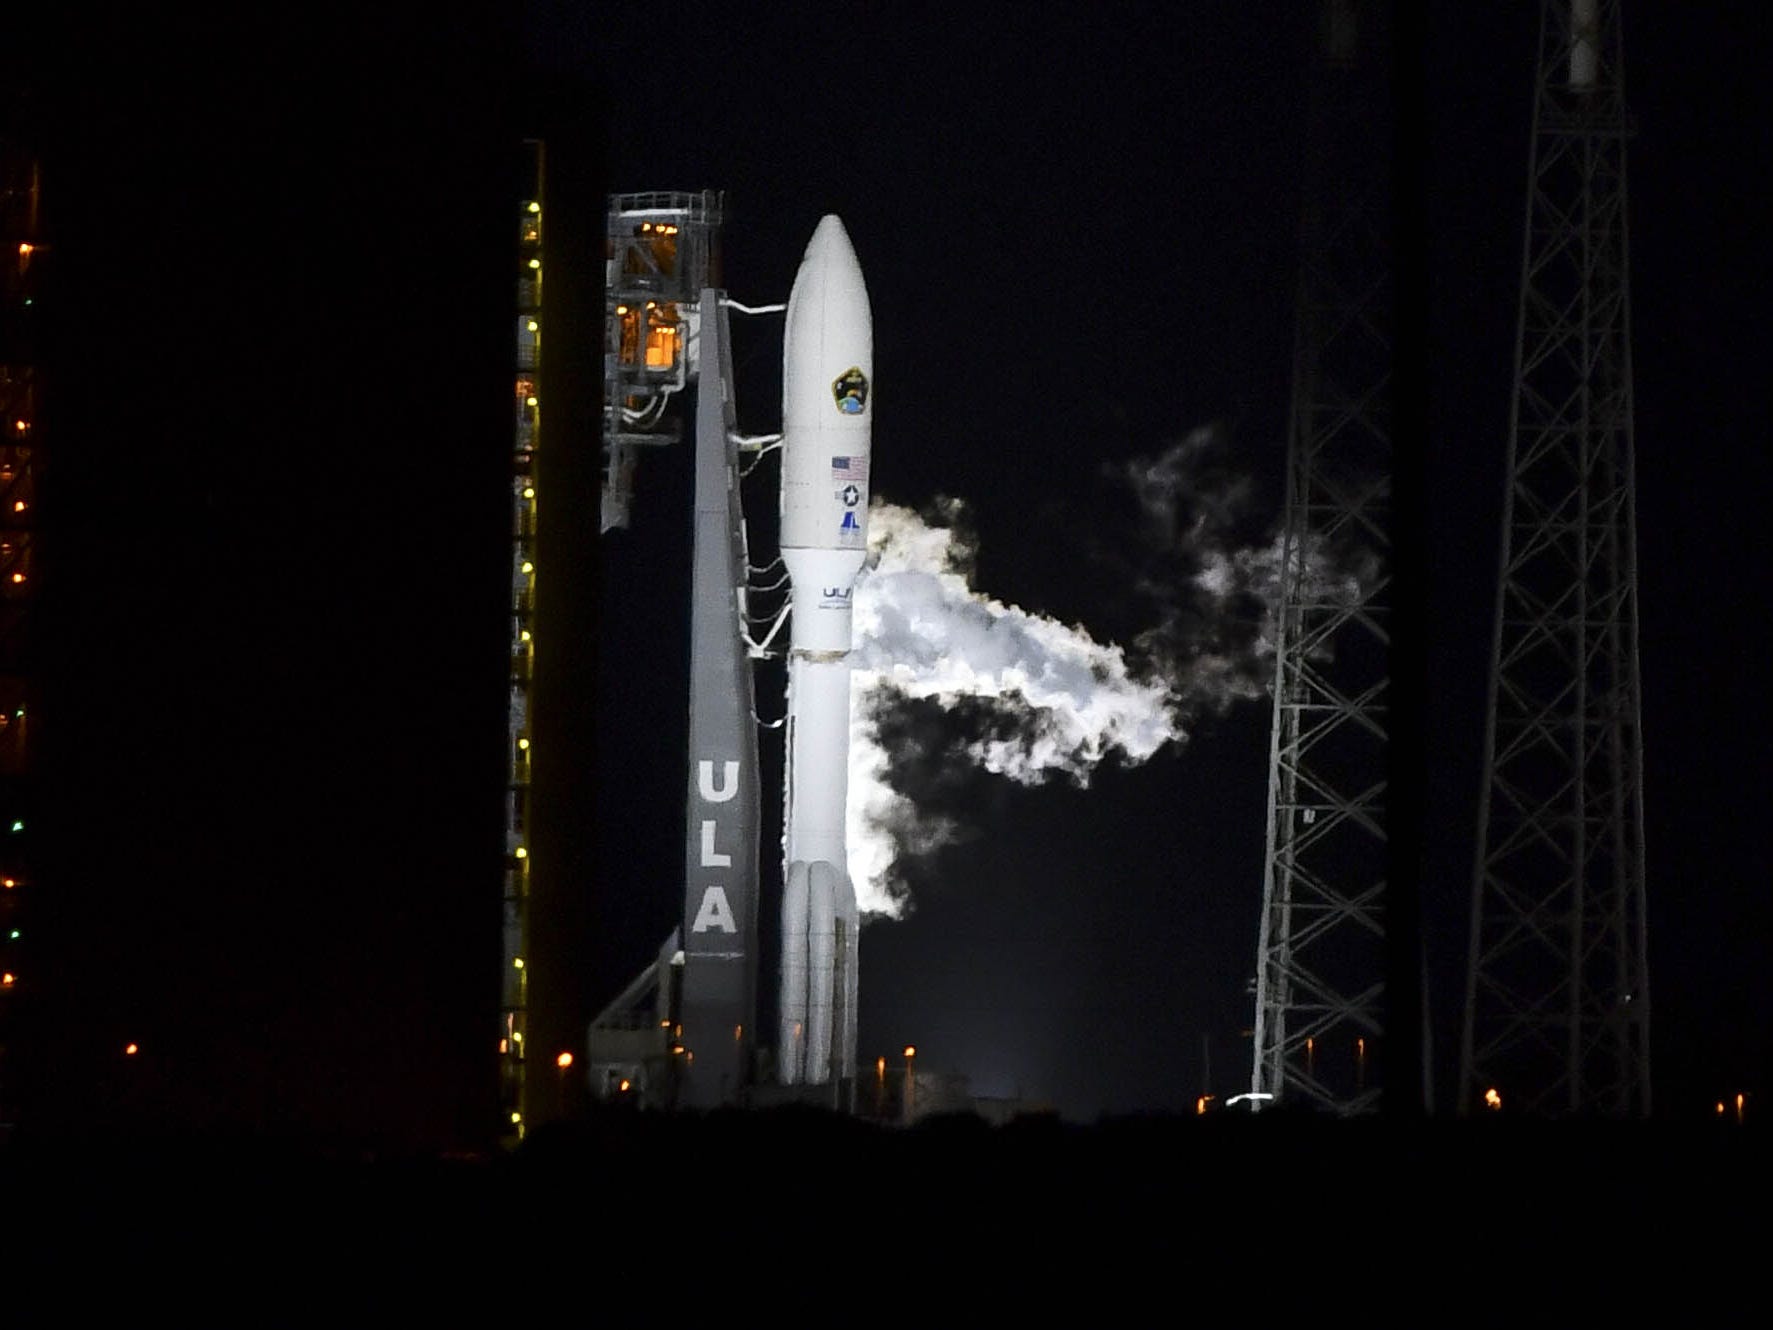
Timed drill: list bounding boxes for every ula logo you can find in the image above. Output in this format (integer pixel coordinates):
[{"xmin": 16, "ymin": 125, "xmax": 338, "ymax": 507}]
[{"xmin": 821, "ymin": 586, "xmax": 853, "ymax": 601}]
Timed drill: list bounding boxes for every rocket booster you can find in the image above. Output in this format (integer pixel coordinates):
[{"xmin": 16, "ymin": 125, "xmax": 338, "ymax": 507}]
[{"xmin": 778, "ymin": 215, "xmax": 871, "ymax": 1086}]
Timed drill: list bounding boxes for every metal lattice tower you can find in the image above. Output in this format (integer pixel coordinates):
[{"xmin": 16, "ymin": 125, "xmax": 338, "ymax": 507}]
[
  {"xmin": 1250, "ymin": 1, "xmax": 1391, "ymax": 1114},
  {"xmin": 1460, "ymin": 0, "xmax": 1650, "ymax": 1117}
]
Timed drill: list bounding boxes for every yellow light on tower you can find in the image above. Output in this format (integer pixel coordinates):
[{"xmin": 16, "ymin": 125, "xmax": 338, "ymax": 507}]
[
  {"xmin": 527, "ymin": 201, "xmax": 541, "ymax": 214},
  {"xmin": 517, "ymin": 738, "xmax": 530, "ymax": 751},
  {"xmin": 521, "ymin": 561, "xmax": 534, "ymax": 575},
  {"xmin": 514, "ymin": 846, "xmax": 527, "ymax": 859},
  {"xmin": 512, "ymin": 956, "xmax": 524, "ymax": 969},
  {"xmin": 522, "ymin": 487, "xmax": 535, "ymax": 499},
  {"xmin": 528, "ymin": 258, "xmax": 540, "ymax": 270},
  {"xmin": 526, "ymin": 320, "xmax": 538, "ymax": 332}
]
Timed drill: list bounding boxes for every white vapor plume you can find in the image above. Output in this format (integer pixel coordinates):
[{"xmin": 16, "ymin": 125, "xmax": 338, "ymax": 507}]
[
  {"xmin": 844, "ymin": 425, "xmax": 1373, "ymax": 919},
  {"xmin": 847, "ymin": 499, "xmax": 1178, "ymax": 917}
]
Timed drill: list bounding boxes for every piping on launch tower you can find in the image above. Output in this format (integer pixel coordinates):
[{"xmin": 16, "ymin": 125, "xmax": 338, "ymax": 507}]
[{"xmin": 776, "ymin": 216, "xmax": 871, "ymax": 1088}]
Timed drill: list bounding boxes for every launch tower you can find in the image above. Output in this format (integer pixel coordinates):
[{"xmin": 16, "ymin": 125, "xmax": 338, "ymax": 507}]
[
  {"xmin": 1249, "ymin": 1, "xmax": 1392, "ymax": 1114},
  {"xmin": 1460, "ymin": 0, "xmax": 1650, "ymax": 1117},
  {"xmin": 586, "ymin": 192, "xmax": 757, "ymax": 1110},
  {"xmin": 498, "ymin": 141, "xmax": 544, "ymax": 1141}
]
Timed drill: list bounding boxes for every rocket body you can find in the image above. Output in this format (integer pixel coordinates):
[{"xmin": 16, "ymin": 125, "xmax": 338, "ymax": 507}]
[{"xmin": 778, "ymin": 216, "xmax": 870, "ymax": 1086}]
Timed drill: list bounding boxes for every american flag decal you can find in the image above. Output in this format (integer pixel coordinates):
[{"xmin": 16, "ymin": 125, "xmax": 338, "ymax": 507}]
[{"xmin": 830, "ymin": 455, "xmax": 869, "ymax": 481}]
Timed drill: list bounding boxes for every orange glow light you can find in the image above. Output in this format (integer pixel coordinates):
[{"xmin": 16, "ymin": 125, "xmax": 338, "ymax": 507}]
[
  {"xmin": 619, "ymin": 1078, "xmax": 631, "ymax": 1092},
  {"xmin": 125, "ymin": 1043, "xmax": 139, "ymax": 1056},
  {"xmin": 1483, "ymin": 1087, "xmax": 1502, "ymax": 1111},
  {"xmin": 1, "ymin": 973, "xmax": 13, "ymax": 987},
  {"xmin": 556, "ymin": 1051, "xmax": 573, "ymax": 1068},
  {"xmin": 903, "ymin": 1045, "xmax": 916, "ymax": 1059},
  {"xmin": 877, "ymin": 1057, "xmax": 886, "ymax": 1078},
  {"xmin": 1, "ymin": 878, "xmax": 14, "ymax": 888},
  {"xmin": 10, "ymin": 573, "xmax": 23, "ymax": 583},
  {"xmin": 17, "ymin": 243, "xmax": 32, "ymax": 256}
]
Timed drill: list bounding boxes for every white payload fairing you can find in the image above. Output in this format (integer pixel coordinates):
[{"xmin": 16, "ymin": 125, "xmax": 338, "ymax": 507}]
[{"xmin": 777, "ymin": 215, "xmax": 871, "ymax": 1087}]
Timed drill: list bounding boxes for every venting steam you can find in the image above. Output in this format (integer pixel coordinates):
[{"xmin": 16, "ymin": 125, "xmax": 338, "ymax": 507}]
[{"xmin": 848, "ymin": 425, "xmax": 1372, "ymax": 918}]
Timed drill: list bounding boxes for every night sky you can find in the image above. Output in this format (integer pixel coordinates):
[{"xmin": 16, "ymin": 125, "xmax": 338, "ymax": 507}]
[
  {"xmin": 564, "ymin": 1, "xmax": 1772, "ymax": 1119},
  {"xmin": 8, "ymin": 2, "xmax": 1767, "ymax": 1143}
]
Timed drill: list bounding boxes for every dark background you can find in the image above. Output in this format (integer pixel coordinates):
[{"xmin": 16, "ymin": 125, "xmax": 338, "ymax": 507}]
[{"xmin": 5, "ymin": 1, "xmax": 1766, "ymax": 1144}]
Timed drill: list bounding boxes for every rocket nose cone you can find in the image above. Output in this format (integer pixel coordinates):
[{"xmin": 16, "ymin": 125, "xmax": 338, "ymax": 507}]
[{"xmin": 803, "ymin": 214, "xmax": 858, "ymax": 268}]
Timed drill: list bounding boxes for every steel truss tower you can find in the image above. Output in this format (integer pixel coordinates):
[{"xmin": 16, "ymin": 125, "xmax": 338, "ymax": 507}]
[
  {"xmin": 1250, "ymin": 1, "xmax": 1392, "ymax": 1114},
  {"xmin": 1461, "ymin": 0, "xmax": 1649, "ymax": 1117}
]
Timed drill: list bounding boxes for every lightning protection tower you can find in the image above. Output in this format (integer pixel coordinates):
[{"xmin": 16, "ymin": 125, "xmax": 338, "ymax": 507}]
[
  {"xmin": 1460, "ymin": 0, "xmax": 1649, "ymax": 1117},
  {"xmin": 1250, "ymin": 0, "xmax": 1392, "ymax": 1114}
]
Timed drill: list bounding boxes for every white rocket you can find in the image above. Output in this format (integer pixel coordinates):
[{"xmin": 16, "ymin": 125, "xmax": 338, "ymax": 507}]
[{"xmin": 777, "ymin": 215, "xmax": 870, "ymax": 1086}]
